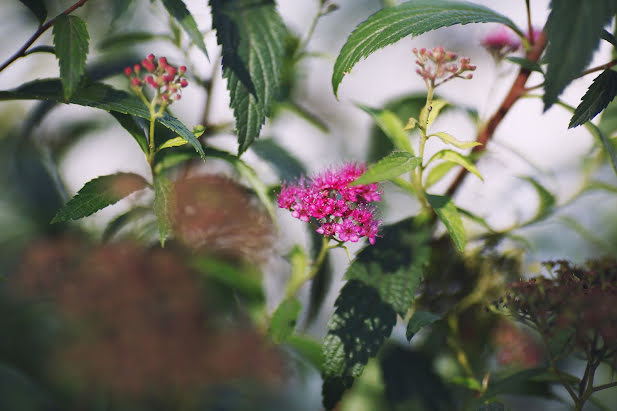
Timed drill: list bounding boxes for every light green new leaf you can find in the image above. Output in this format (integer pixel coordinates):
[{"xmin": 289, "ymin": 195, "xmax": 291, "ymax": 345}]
[
  {"xmin": 569, "ymin": 70, "xmax": 617, "ymax": 128},
  {"xmin": 357, "ymin": 104, "xmax": 413, "ymax": 153},
  {"xmin": 233, "ymin": 158, "xmax": 277, "ymax": 222},
  {"xmin": 419, "ymin": 99, "xmax": 448, "ymax": 130},
  {"xmin": 53, "ymin": 15, "xmax": 89, "ymax": 100},
  {"xmin": 210, "ymin": 0, "xmax": 286, "ymax": 154},
  {"xmin": 427, "ymin": 149, "xmax": 483, "ymax": 181},
  {"xmin": 520, "ymin": 177, "xmax": 555, "ymax": 222},
  {"xmin": 285, "ymin": 245, "xmax": 309, "ymax": 298},
  {"xmin": 52, "ymin": 173, "xmax": 149, "ymax": 223},
  {"xmin": 406, "ymin": 310, "xmax": 441, "ymax": 342},
  {"xmin": 286, "ymin": 335, "xmax": 324, "ymax": 371},
  {"xmin": 153, "ymin": 175, "xmax": 174, "ymax": 247},
  {"xmin": 404, "ymin": 117, "xmax": 418, "ymax": 130},
  {"xmin": 19, "ymin": 0, "xmax": 47, "ymax": 25},
  {"xmin": 161, "ymin": 0, "xmax": 208, "ymax": 59},
  {"xmin": 427, "ymin": 193, "xmax": 466, "ymax": 252},
  {"xmin": 543, "ymin": 0, "xmax": 614, "ymax": 109},
  {"xmin": 332, "ymin": 0, "xmax": 521, "ymax": 96},
  {"xmin": 269, "ymin": 297, "xmax": 302, "ymax": 344},
  {"xmin": 352, "ymin": 152, "xmax": 421, "ymax": 185},
  {"xmin": 0, "ymin": 79, "xmax": 207, "ymax": 161},
  {"xmin": 158, "ymin": 136, "xmax": 188, "ymax": 150},
  {"xmin": 429, "ymin": 132, "xmax": 481, "ymax": 149},
  {"xmin": 424, "ymin": 161, "xmax": 457, "ymax": 188}
]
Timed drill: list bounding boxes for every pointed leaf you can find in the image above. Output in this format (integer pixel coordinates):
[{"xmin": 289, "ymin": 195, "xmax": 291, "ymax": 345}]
[
  {"xmin": 404, "ymin": 117, "xmax": 418, "ymax": 130},
  {"xmin": 424, "ymin": 161, "xmax": 457, "ymax": 188},
  {"xmin": 569, "ymin": 70, "xmax": 617, "ymax": 128},
  {"xmin": 102, "ymin": 206, "xmax": 151, "ymax": 242},
  {"xmin": 543, "ymin": 0, "xmax": 614, "ymax": 109},
  {"xmin": 268, "ymin": 297, "xmax": 302, "ymax": 344},
  {"xmin": 406, "ymin": 310, "xmax": 441, "ymax": 341},
  {"xmin": 426, "ymin": 194, "xmax": 466, "ymax": 252},
  {"xmin": 110, "ymin": 112, "xmax": 148, "ymax": 154},
  {"xmin": 419, "ymin": 99, "xmax": 448, "ymax": 130},
  {"xmin": 357, "ymin": 104, "xmax": 413, "ymax": 153},
  {"xmin": 0, "ymin": 79, "xmax": 207, "ymax": 161},
  {"xmin": 210, "ymin": 0, "xmax": 286, "ymax": 154},
  {"xmin": 285, "ymin": 245, "xmax": 309, "ymax": 298},
  {"xmin": 286, "ymin": 335, "xmax": 324, "ymax": 371},
  {"xmin": 51, "ymin": 173, "xmax": 148, "ymax": 223},
  {"xmin": 427, "ymin": 149, "xmax": 483, "ymax": 181},
  {"xmin": 332, "ymin": 0, "xmax": 521, "ymax": 96},
  {"xmin": 520, "ymin": 177, "xmax": 555, "ymax": 222},
  {"xmin": 158, "ymin": 136, "xmax": 188, "ymax": 150},
  {"xmin": 251, "ymin": 138, "xmax": 306, "ymax": 181},
  {"xmin": 601, "ymin": 29, "xmax": 617, "ymax": 47},
  {"xmin": 18, "ymin": 0, "xmax": 47, "ymax": 25},
  {"xmin": 161, "ymin": 0, "xmax": 209, "ymax": 59},
  {"xmin": 352, "ymin": 152, "xmax": 421, "ymax": 185},
  {"xmin": 153, "ymin": 174, "xmax": 174, "ymax": 247},
  {"xmin": 429, "ymin": 132, "xmax": 481, "ymax": 149},
  {"xmin": 53, "ymin": 15, "xmax": 89, "ymax": 100},
  {"xmin": 505, "ymin": 57, "xmax": 543, "ymax": 74},
  {"xmin": 233, "ymin": 158, "xmax": 277, "ymax": 223},
  {"xmin": 98, "ymin": 32, "xmax": 162, "ymax": 51}
]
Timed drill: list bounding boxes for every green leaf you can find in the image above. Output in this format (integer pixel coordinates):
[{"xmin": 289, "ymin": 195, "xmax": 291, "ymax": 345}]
[
  {"xmin": 505, "ymin": 57, "xmax": 544, "ymax": 74},
  {"xmin": 251, "ymin": 138, "xmax": 306, "ymax": 181},
  {"xmin": 0, "ymin": 79, "xmax": 207, "ymax": 161},
  {"xmin": 520, "ymin": 177, "xmax": 555, "ymax": 222},
  {"xmin": 192, "ymin": 256, "xmax": 264, "ymax": 301},
  {"xmin": 599, "ymin": 94, "xmax": 617, "ymax": 137},
  {"xmin": 51, "ymin": 172, "xmax": 148, "ymax": 223},
  {"xmin": 161, "ymin": 0, "xmax": 209, "ymax": 59},
  {"xmin": 286, "ymin": 335, "xmax": 324, "ymax": 371},
  {"xmin": 424, "ymin": 161, "xmax": 457, "ymax": 188},
  {"xmin": 285, "ymin": 245, "xmax": 309, "ymax": 298},
  {"xmin": 419, "ymin": 99, "xmax": 448, "ymax": 130},
  {"xmin": 18, "ymin": 0, "xmax": 47, "ymax": 25},
  {"xmin": 405, "ymin": 310, "xmax": 440, "ymax": 341},
  {"xmin": 427, "ymin": 149, "xmax": 483, "ymax": 181},
  {"xmin": 428, "ymin": 131, "xmax": 481, "ymax": 149},
  {"xmin": 233, "ymin": 158, "xmax": 277, "ymax": 223},
  {"xmin": 158, "ymin": 136, "xmax": 188, "ymax": 150},
  {"xmin": 332, "ymin": 0, "xmax": 521, "ymax": 96},
  {"xmin": 153, "ymin": 174, "xmax": 174, "ymax": 247},
  {"xmin": 110, "ymin": 112, "xmax": 148, "ymax": 154},
  {"xmin": 102, "ymin": 206, "xmax": 151, "ymax": 242},
  {"xmin": 357, "ymin": 104, "xmax": 413, "ymax": 153},
  {"xmin": 210, "ymin": 0, "xmax": 286, "ymax": 154},
  {"xmin": 543, "ymin": 0, "xmax": 615, "ymax": 109},
  {"xmin": 268, "ymin": 297, "xmax": 302, "ymax": 344},
  {"xmin": 569, "ymin": 70, "xmax": 617, "ymax": 128},
  {"xmin": 98, "ymin": 32, "xmax": 162, "ymax": 51},
  {"xmin": 53, "ymin": 15, "xmax": 90, "ymax": 100},
  {"xmin": 426, "ymin": 194, "xmax": 466, "ymax": 252},
  {"xmin": 352, "ymin": 152, "xmax": 422, "ymax": 185},
  {"xmin": 601, "ymin": 28, "xmax": 617, "ymax": 47},
  {"xmin": 478, "ymin": 401, "xmax": 506, "ymax": 411}
]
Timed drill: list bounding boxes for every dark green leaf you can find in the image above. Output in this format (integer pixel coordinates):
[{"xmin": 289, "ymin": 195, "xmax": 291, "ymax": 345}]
[
  {"xmin": 306, "ymin": 230, "xmax": 333, "ymax": 326},
  {"xmin": 233, "ymin": 158, "xmax": 277, "ymax": 222},
  {"xmin": 23, "ymin": 45, "xmax": 55, "ymax": 56},
  {"xmin": 51, "ymin": 173, "xmax": 148, "ymax": 223},
  {"xmin": 520, "ymin": 177, "xmax": 555, "ymax": 222},
  {"xmin": 569, "ymin": 70, "xmax": 617, "ymax": 128},
  {"xmin": 110, "ymin": 112, "xmax": 148, "ymax": 154},
  {"xmin": 0, "ymin": 79, "xmax": 207, "ymax": 161},
  {"xmin": 18, "ymin": 0, "xmax": 47, "ymax": 25},
  {"xmin": 478, "ymin": 402, "xmax": 506, "ymax": 411},
  {"xmin": 53, "ymin": 15, "xmax": 89, "ymax": 100},
  {"xmin": 153, "ymin": 174, "xmax": 173, "ymax": 247},
  {"xmin": 601, "ymin": 29, "xmax": 617, "ymax": 47},
  {"xmin": 352, "ymin": 152, "xmax": 421, "ymax": 185},
  {"xmin": 161, "ymin": 0, "xmax": 209, "ymax": 59},
  {"xmin": 102, "ymin": 206, "xmax": 151, "ymax": 242},
  {"xmin": 251, "ymin": 138, "xmax": 306, "ymax": 181},
  {"xmin": 275, "ymin": 101, "xmax": 329, "ymax": 132},
  {"xmin": 505, "ymin": 57, "xmax": 543, "ymax": 74},
  {"xmin": 322, "ymin": 280, "xmax": 397, "ymax": 410},
  {"xmin": 286, "ymin": 335, "xmax": 324, "ymax": 371},
  {"xmin": 426, "ymin": 194, "xmax": 466, "ymax": 252},
  {"xmin": 332, "ymin": 0, "xmax": 521, "ymax": 96},
  {"xmin": 98, "ymin": 32, "xmax": 162, "ymax": 51},
  {"xmin": 543, "ymin": 0, "xmax": 614, "ymax": 109},
  {"xmin": 599, "ymin": 94, "xmax": 617, "ymax": 137},
  {"xmin": 357, "ymin": 104, "xmax": 413, "ymax": 153},
  {"xmin": 268, "ymin": 297, "xmax": 302, "ymax": 344},
  {"xmin": 210, "ymin": 0, "xmax": 286, "ymax": 154},
  {"xmin": 406, "ymin": 310, "xmax": 440, "ymax": 341}
]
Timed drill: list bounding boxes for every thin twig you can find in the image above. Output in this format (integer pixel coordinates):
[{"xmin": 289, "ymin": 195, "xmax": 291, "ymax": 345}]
[
  {"xmin": 593, "ymin": 381, "xmax": 617, "ymax": 392},
  {"xmin": 578, "ymin": 58, "xmax": 617, "ymax": 78}
]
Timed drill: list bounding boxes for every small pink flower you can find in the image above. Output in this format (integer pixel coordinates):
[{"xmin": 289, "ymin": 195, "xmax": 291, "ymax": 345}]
[
  {"xmin": 413, "ymin": 47, "xmax": 475, "ymax": 87},
  {"xmin": 481, "ymin": 27, "xmax": 521, "ymax": 60}
]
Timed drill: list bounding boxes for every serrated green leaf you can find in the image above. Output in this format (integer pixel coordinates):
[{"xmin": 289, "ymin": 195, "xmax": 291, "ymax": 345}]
[
  {"xmin": 426, "ymin": 194, "xmax": 466, "ymax": 252},
  {"xmin": 424, "ymin": 161, "xmax": 458, "ymax": 188},
  {"xmin": 210, "ymin": 0, "xmax": 286, "ymax": 154},
  {"xmin": 53, "ymin": 15, "xmax": 89, "ymax": 100},
  {"xmin": 0, "ymin": 79, "xmax": 207, "ymax": 161},
  {"xmin": 268, "ymin": 297, "xmax": 302, "ymax": 344},
  {"xmin": 505, "ymin": 57, "xmax": 543, "ymax": 74},
  {"xmin": 18, "ymin": 0, "xmax": 47, "ymax": 25},
  {"xmin": 599, "ymin": 95, "xmax": 617, "ymax": 137},
  {"xmin": 569, "ymin": 70, "xmax": 617, "ymax": 128},
  {"xmin": 406, "ymin": 310, "xmax": 440, "ymax": 341},
  {"xmin": 543, "ymin": 0, "xmax": 614, "ymax": 109},
  {"xmin": 110, "ymin": 112, "xmax": 148, "ymax": 154},
  {"xmin": 251, "ymin": 138, "xmax": 306, "ymax": 181},
  {"xmin": 102, "ymin": 206, "xmax": 151, "ymax": 242},
  {"xmin": 98, "ymin": 32, "xmax": 162, "ymax": 51},
  {"xmin": 232, "ymin": 158, "xmax": 277, "ymax": 223},
  {"xmin": 357, "ymin": 104, "xmax": 413, "ymax": 153},
  {"xmin": 427, "ymin": 149, "xmax": 483, "ymax": 181},
  {"xmin": 419, "ymin": 99, "xmax": 448, "ymax": 130},
  {"xmin": 520, "ymin": 177, "xmax": 555, "ymax": 222},
  {"xmin": 428, "ymin": 131, "xmax": 481, "ymax": 149},
  {"xmin": 332, "ymin": 0, "xmax": 521, "ymax": 96},
  {"xmin": 153, "ymin": 174, "xmax": 173, "ymax": 247},
  {"xmin": 52, "ymin": 173, "xmax": 148, "ymax": 223},
  {"xmin": 161, "ymin": 0, "xmax": 208, "ymax": 59},
  {"xmin": 352, "ymin": 152, "xmax": 421, "ymax": 185},
  {"xmin": 158, "ymin": 136, "xmax": 188, "ymax": 150}
]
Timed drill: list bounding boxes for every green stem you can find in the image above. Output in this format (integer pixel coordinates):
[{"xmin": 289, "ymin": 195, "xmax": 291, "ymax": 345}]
[
  {"xmin": 285, "ymin": 236, "xmax": 330, "ymax": 298},
  {"xmin": 413, "ymin": 86, "xmax": 434, "ymax": 210},
  {"xmin": 447, "ymin": 314, "xmax": 475, "ymax": 379}
]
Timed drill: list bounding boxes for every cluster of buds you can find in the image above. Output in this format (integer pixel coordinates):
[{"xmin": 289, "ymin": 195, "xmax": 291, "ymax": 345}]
[
  {"xmin": 278, "ymin": 163, "xmax": 381, "ymax": 245},
  {"xmin": 413, "ymin": 46, "xmax": 476, "ymax": 88},
  {"xmin": 124, "ymin": 54, "xmax": 188, "ymax": 104},
  {"xmin": 481, "ymin": 27, "xmax": 521, "ymax": 61}
]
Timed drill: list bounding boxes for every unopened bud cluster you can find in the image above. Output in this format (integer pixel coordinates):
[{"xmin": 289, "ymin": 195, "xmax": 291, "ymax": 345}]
[
  {"xmin": 413, "ymin": 47, "xmax": 476, "ymax": 87},
  {"xmin": 481, "ymin": 27, "xmax": 521, "ymax": 61},
  {"xmin": 124, "ymin": 54, "xmax": 188, "ymax": 104}
]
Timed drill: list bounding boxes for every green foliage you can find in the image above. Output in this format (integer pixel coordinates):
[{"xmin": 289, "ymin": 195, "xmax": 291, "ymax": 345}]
[
  {"xmin": 210, "ymin": 0, "xmax": 286, "ymax": 154},
  {"xmin": 98, "ymin": 32, "xmax": 162, "ymax": 51},
  {"xmin": 519, "ymin": 177, "xmax": 555, "ymax": 223},
  {"xmin": 18, "ymin": 0, "xmax": 47, "ymax": 26},
  {"xmin": 51, "ymin": 173, "xmax": 148, "ymax": 223},
  {"xmin": 569, "ymin": 70, "xmax": 617, "ymax": 128},
  {"xmin": 110, "ymin": 112, "xmax": 148, "ymax": 154},
  {"xmin": 505, "ymin": 57, "xmax": 543, "ymax": 75},
  {"xmin": 233, "ymin": 159, "xmax": 277, "ymax": 222},
  {"xmin": 428, "ymin": 131, "xmax": 481, "ymax": 149},
  {"xmin": 153, "ymin": 174, "xmax": 173, "ymax": 247},
  {"xmin": 352, "ymin": 152, "xmax": 422, "ymax": 185},
  {"xmin": 161, "ymin": 0, "xmax": 209, "ymax": 59},
  {"xmin": 268, "ymin": 297, "xmax": 302, "ymax": 344},
  {"xmin": 427, "ymin": 149, "xmax": 483, "ymax": 181},
  {"xmin": 158, "ymin": 136, "xmax": 188, "ymax": 150},
  {"xmin": 102, "ymin": 206, "xmax": 151, "ymax": 242},
  {"xmin": 543, "ymin": 0, "xmax": 615, "ymax": 110},
  {"xmin": 251, "ymin": 138, "xmax": 306, "ymax": 181},
  {"xmin": 406, "ymin": 310, "xmax": 440, "ymax": 341},
  {"xmin": 357, "ymin": 104, "xmax": 414, "ymax": 153},
  {"xmin": 419, "ymin": 99, "xmax": 448, "ymax": 130},
  {"xmin": 52, "ymin": 15, "xmax": 89, "ymax": 100},
  {"xmin": 424, "ymin": 161, "xmax": 457, "ymax": 188},
  {"xmin": 332, "ymin": 0, "xmax": 520, "ymax": 96},
  {"xmin": 426, "ymin": 193, "xmax": 466, "ymax": 252}
]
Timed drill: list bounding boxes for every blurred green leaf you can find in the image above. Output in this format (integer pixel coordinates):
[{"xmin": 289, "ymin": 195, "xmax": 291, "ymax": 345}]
[
  {"xmin": 428, "ymin": 131, "xmax": 481, "ymax": 149},
  {"xmin": 569, "ymin": 70, "xmax": 617, "ymax": 128},
  {"xmin": 357, "ymin": 104, "xmax": 413, "ymax": 153},
  {"xmin": 18, "ymin": 0, "xmax": 47, "ymax": 25},
  {"xmin": 161, "ymin": 0, "xmax": 209, "ymax": 59},
  {"xmin": 102, "ymin": 206, "xmax": 151, "ymax": 242},
  {"xmin": 268, "ymin": 297, "xmax": 302, "ymax": 344},
  {"xmin": 110, "ymin": 112, "xmax": 148, "ymax": 154},
  {"xmin": 233, "ymin": 159, "xmax": 277, "ymax": 222},
  {"xmin": 98, "ymin": 31, "xmax": 164, "ymax": 51},
  {"xmin": 419, "ymin": 99, "xmax": 448, "ymax": 130},
  {"xmin": 192, "ymin": 256, "xmax": 264, "ymax": 301},
  {"xmin": 53, "ymin": 15, "xmax": 89, "ymax": 100},
  {"xmin": 520, "ymin": 177, "xmax": 555, "ymax": 222},
  {"xmin": 352, "ymin": 152, "xmax": 421, "ymax": 185},
  {"xmin": 285, "ymin": 245, "xmax": 309, "ymax": 298},
  {"xmin": 424, "ymin": 161, "xmax": 457, "ymax": 189},
  {"xmin": 51, "ymin": 173, "xmax": 148, "ymax": 223},
  {"xmin": 405, "ymin": 310, "xmax": 440, "ymax": 341},
  {"xmin": 601, "ymin": 29, "xmax": 617, "ymax": 47},
  {"xmin": 251, "ymin": 138, "xmax": 306, "ymax": 181},
  {"xmin": 505, "ymin": 57, "xmax": 543, "ymax": 74},
  {"xmin": 153, "ymin": 174, "xmax": 173, "ymax": 247},
  {"xmin": 427, "ymin": 194, "xmax": 466, "ymax": 252},
  {"xmin": 286, "ymin": 334, "xmax": 324, "ymax": 371},
  {"xmin": 427, "ymin": 149, "xmax": 483, "ymax": 181}
]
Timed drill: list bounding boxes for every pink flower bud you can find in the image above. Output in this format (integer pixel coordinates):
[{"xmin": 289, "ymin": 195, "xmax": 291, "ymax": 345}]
[
  {"xmin": 145, "ymin": 75, "xmax": 157, "ymax": 88},
  {"xmin": 142, "ymin": 59, "xmax": 156, "ymax": 72},
  {"xmin": 180, "ymin": 79, "xmax": 188, "ymax": 88},
  {"xmin": 133, "ymin": 64, "xmax": 141, "ymax": 73},
  {"xmin": 124, "ymin": 67, "xmax": 132, "ymax": 76},
  {"xmin": 174, "ymin": 94, "xmax": 181, "ymax": 100},
  {"xmin": 163, "ymin": 74, "xmax": 175, "ymax": 83},
  {"xmin": 131, "ymin": 77, "xmax": 141, "ymax": 86},
  {"xmin": 161, "ymin": 94, "xmax": 169, "ymax": 101},
  {"xmin": 147, "ymin": 54, "xmax": 155, "ymax": 61},
  {"xmin": 158, "ymin": 57, "xmax": 168, "ymax": 67},
  {"xmin": 165, "ymin": 66, "xmax": 177, "ymax": 76},
  {"xmin": 179, "ymin": 66, "xmax": 187, "ymax": 74}
]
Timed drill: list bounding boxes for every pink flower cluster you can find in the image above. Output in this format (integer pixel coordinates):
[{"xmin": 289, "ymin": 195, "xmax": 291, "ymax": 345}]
[
  {"xmin": 413, "ymin": 47, "xmax": 476, "ymax": 87},
  {"xmin": 124, "ymin": 54, "xmax": 188, "ymax": 103},
  {"xmin": 278, "ymin": 163, "xmax": 382, "ymax": 245},
  {"xmin": 481, "ymin": 27, "xmax": 521, "ymax": 60}
]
